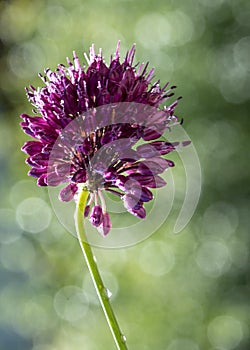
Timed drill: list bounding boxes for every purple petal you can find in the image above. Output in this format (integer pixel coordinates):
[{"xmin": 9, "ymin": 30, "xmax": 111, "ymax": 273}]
[
  {"xmin": 29, "ymin": 153, "xmax": 49, "ymax": 167},
  {"xmin": 90, "ymin": 205, "xmax": 103, "ymax": 227},
  {"xmin": 147, "ymin": 175, "xmax": 167, "ymax": 188},
  {"xmin": 125, "ymin": 200, "xmax": 146, "ymax": 219},
  {"xmin": 21, "ymin": 141, "xmax": 44, "ymax": 156},
  {"xmin": 118, "ymin": 149, "xmax": 139, "ymax": 162},
  {"xmin": 137, "ymin": 187, "xmax": 153, "ymax": 202},
  {"xmin": 26, "ymin": 157, "xmax": 39, "ymax": 167},
  {"xmin": 71, "ymin": 169, "xmax": 87, "ymax": 183},
  {"xmin": 182, "ymin": 140, "xmax": 191, "ymax": 147},
  {"xmin": 59, "ymin": 183, "xmax": 78, "ymax": 202},
  {"xmin": 97, "ymin": 212, "xmax": 112, "ymax": 236},
  {"xmin": 37, "ymin": 174, "xmax": 48, "ymax": 186},
  {"xmin": 55, "ymin": 163, "xmax": 71, "ymax": 177},
  {"xmin": 84, "ymin": 205, "xmax": 90, "ymax": 218},
  {"xmin": 28, "ymin": 167, "xmax": 47, "ymax": 178},
  {"xmin": 137, "ymin": 141, "xmax": 177, "ymax": 157},
  {"xmin": 128, "ymin": 174, "xmax": 167, "ymax": 188},
  {"xmin": 100, "ymin": 130, "xmax": 118, "ymax": 145},
  {"xmin": 136, "ymin": 144, "xmax": 161, "ymax": 158},
  {"xmin": 20, "ymin": 124, "xmax": 36, "ymax": 138},
  {"xmin": 142, "ymin": 128, "xmax": 162, "ymax": 141},
  {"xmin": 122, "ymin": 180, "xmax": 153, "ymax": 203},
  {"xmin": 47, "ymin": 172, "xmax": 65, "ymax": 186},
  {"xmin": 123, "ymin": 194, "xmax": 140, "ymax": 211},
  {"xmin": 76, "ymin": 138, "xmax": 92, "ymax": 155},
  {"xmin": 150, "ymin": 141, "xmax": 178, "ymax": 155},
  {"xmin": 132, "ymin": 205, "xmax": 146, "ymax": 219},
  {"xmin": 135, "ymin": 158, "xmax": 174, "ymax": 175}
]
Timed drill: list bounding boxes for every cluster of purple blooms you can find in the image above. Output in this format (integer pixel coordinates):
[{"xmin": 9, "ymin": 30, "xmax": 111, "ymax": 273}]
[{"xmin": 21, "ymin": 42, "xmax": 186, "ymax": 236}]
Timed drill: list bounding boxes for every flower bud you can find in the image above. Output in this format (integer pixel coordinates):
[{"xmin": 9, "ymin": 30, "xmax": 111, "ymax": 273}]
[{"xmin": 90, "ymin": 205, "xmax": 103, "ymax": 227}]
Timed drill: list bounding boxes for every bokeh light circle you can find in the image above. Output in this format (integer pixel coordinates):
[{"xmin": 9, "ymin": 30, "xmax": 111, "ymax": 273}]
[
  {"xmin": 139, "ymin": 240, "xmax": 175, "ymax": 276},
  {"xmin": 167, "ymin": 338, "xmax": 199, "ymax": 350},
  {"xmin": 202, "ymin": 201, "xmax": 238, "ymax": 238},
  {"xmin": 207, "ymin": 315, "xmax": 243, "ymax": 349},
  {"xmin": 0, "ymin": 237, "xmax": 35, "ymax": 272},
  {"xmin": 53, "ymin": 286, "xmax": 89, "ymax": 322},
  {"xmin": 195, "ymin": 240, "xmax": 231, "ymax": 277},
  {"xmin": 135, "ymin": 11, "xmax": 194, "ymax": 49},
  {"xmin": 16, "ymin": 197, "xmax": 52, "ymax": 233},
  {"xmin": 0, "ymin": 208, "xmax": 23, "ymax": 244}
]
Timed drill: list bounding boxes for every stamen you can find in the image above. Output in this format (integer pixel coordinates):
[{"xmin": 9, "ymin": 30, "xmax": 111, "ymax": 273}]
[
  {"xmin": 84, "ymin": 52, "xmax": 90, "ymax": 65},
  {"xmin": 98, "ymin": 189, "xmax": 107, "ymax": 213},
  {"xmin": 87, "ymin": 192, "xmax": 95, "ymax": 207},
  {"xmin": 94, "ymin": 191, "xmax": 99, "ymax": 206},
  {"xmin": 73, "ymin": 51, "xmax": 81, "ymax": 70},
  {"xmin": 115, "ymin": 40, "xmax": 121, "ymax": 60}
]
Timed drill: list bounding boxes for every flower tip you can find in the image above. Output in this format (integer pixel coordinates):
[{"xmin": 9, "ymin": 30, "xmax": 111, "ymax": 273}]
[
  {"xmin": 182, "ymin": 140, "xmax": 191, "ymax": 147},
  {"xmin": 90, "ymin": 43, "xmax": 95, "ymax": 59},
  {"xmin": 37, "ymin": 174, "xmax": 48, "ymax": 186},
  {"xmin": 97, "ymin": 212, "xmax": 112, "ymax": 237},
  {"xmin": 59, "ymin": 183, "xmax": 78, "ymax": 202},
  {"xmin": 90, "ymin": 205, "xmax": 103, "ymax": 227},
  {"xmin": 115, "ymin": 40, "xmax": 121, "ymax": 59},
  {"xmin": 127, "ymin": 43, "xmax": 136, "ymax": 64},
  {"xmin": 73, "ymin": 51, "xmax": 81, "ymax": 70},
  {"xmin": 84, "ymin": 205, "xmax": 90, "ymax": 218}
]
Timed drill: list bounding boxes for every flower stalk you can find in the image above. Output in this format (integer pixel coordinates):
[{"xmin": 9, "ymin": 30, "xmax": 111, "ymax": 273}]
[{"xmin": 74, "ymin": 188, "xmax": 128, "ymax": 350}]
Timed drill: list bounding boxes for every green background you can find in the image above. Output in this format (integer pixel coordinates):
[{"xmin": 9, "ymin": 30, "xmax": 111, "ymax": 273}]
[{"xmin": 0, "ymin": 0, "xmax": 249, "ymax": 349}]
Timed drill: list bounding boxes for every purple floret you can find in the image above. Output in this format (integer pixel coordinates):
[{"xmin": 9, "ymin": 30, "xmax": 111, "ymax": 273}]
[{"xmin": 21, "ymin": 42, "xmax": 184, "ymax": 236}]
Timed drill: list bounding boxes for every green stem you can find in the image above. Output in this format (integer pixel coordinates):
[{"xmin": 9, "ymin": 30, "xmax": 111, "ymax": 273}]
[{"xmin": 74, "ymin": 189, "xmax": 128, "ymax": 350}]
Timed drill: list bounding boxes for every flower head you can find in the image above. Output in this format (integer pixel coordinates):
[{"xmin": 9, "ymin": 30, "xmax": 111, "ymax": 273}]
[{"xmin": 21, "ymin": 42, "xmax": 186, "ymax": 236}]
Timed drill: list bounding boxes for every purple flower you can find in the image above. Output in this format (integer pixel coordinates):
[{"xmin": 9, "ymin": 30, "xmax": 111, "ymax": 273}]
[{"xmin": 21, "ymin": 42, "xmax": 186, "ymax": 236}]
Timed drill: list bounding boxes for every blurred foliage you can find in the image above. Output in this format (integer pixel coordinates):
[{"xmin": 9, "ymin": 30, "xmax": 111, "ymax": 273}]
[{"xmin": 0, "ymin": 0, "xmax": 250, "ymax": 349}]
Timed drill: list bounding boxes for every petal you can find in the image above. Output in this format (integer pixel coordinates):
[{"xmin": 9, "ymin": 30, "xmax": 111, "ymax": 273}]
[
  {"xmin": 76, "ymin": 138, "xmax": 92, "ymax": 155},
  {"xmin": 28, "ymin": 167, "xmax": 47, "ymax": 178},
  {"xmin": 136, "ymin": 144, "xmax": 161, "ymax": 158},
  {"xmin": 136, "ymin": 158, "xmax": 174, "ymax": 175},
  {"xmin": 123, "ymin": 181, "xmax": 153, "ymax": 203},
  {"xmin": 150, "ymin": 141, "xmax": 178, "ymax": 155},
  {"xmin": 47, "ymin": 172, "xmax": 65, "ymax": 186},
  {"xmin": 84, "ymin": 205, "xmax": 90, "ymax": 218},
  {"xmin": 100, "ymin": 130, "xmax": 118, "ymax": 145},
  {"xmin": 29, "ymin": 153, "xmax": 49, "ymax": 167},
  {"xmin": 97, "ymin": 212, "xmax": 112, "ymax": 236},
  {"xmin": 71, "ymin": 169, "xmax": 87, "ymax": 183},
  {"xmin": 119, "ymin": 149, "xmax": 139, "ymax": 162},
  {"xmin": 90, "ymin": 205, "xmax": 103, "ymax": 227},
  {"xmin": 138, "ymin": 187, "xmax": 153, "ymax": 202},
  {"xmin": 132, "ymin": 206, "xmax": 146, "ymax": 219},
  {"xmin": 21, "ymin": 141, "xmax": 44, "ymax": 156},
  {"xmin": 128, "ymin": 174, "xmax": 167, "ymax": 188},
  {"xmin": 137, "ymin": 141, "xmax": 177, "ymax": 157},
  {"xmin": 26, "ymin": 157, "xmax": 39, "ymax": 167},
  {"xmin": 147, "ymin": 175, "xmax": 167, "ymax": 188},
  {"xmin": 59, "ymin": 183, "xmax": 78, "ymax": 202},
  {"xmin": 126, "ymin": 202, "xmax": 146, "ymax": 219},
  {"xmin": 20, "ymin": 125, "xmax": 36, "ymax": 138},
  {"xmin": 55, "ymin": 163, "xmax": 71, "ymax": 177},
  {"xmin": 142, "ymin": 128, "xmax": 162, "ymax": 141},
  {"xmin": 37, "ymin": 174, "xmax": 48, "ymax": 186},
  {"xmin": 123, "ymin": 194, "xmax": 140, "ymax": 211}
]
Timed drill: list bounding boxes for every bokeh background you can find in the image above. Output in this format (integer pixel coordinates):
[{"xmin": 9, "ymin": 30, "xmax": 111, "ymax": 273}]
[{"xmin": 0, "ymin": 0, "xmax": 249, "ymax": 349}]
